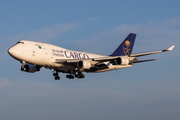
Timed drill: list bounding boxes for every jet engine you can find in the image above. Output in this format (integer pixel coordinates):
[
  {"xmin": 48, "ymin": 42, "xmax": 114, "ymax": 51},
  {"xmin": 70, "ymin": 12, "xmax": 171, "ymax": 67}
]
[
  {"xmin": 21, "ymin": 64, "xmax": 40, "ymax": 73},
  {"xmin": 77, "ymin": 61, "xmax": 91, "ymax": 69},
  {"xmin": 115, "ymin": 57, "xmax": 129, "ymax": 65}
]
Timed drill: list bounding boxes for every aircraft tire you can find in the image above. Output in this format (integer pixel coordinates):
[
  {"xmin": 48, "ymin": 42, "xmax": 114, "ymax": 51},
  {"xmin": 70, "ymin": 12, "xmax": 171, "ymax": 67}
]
[
  {"xmin": 55, "ymin": 76, "xmax": 60, "ymax": 80},
  {"xmin": 66, "ymin": 75, "xmax": 69, "ymax": 78},
  {"xmin": 53, "ymin": 73, "xmax": 56, "ymax": 76}
]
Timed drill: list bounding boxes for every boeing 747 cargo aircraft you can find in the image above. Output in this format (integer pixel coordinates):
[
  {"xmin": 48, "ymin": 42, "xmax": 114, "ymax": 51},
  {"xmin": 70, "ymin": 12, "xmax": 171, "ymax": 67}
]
[{"xmin": 8, "ymin": 33, "xmax": 174, "ymax": 80}]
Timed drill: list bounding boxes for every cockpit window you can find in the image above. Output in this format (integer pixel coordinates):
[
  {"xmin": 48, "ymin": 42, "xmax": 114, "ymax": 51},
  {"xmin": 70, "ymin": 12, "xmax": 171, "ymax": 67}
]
[
  {"xmin": 15, "ymin": 41, "xmax": 24, "ymax": 45},
  {"xmin": 17, "ymin": 41, "xmax": 24, "ymax": 44}
]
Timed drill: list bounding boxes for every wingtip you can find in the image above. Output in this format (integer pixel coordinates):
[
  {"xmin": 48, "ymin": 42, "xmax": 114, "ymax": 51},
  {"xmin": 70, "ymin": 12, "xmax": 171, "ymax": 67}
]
[{"xmin": 167, "ymin": 45, "xmax": 175, "ymax": 51}]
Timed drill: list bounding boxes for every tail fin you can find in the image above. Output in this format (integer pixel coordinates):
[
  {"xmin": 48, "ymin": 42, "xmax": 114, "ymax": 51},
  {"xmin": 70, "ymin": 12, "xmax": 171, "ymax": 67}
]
[{"xmin": 110, "ymin": 33, "xmax": 136, "ymax": 56}]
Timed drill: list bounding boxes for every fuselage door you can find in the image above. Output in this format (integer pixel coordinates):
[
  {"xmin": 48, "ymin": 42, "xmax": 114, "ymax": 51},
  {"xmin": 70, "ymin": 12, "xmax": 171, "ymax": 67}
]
[{"xmin": 32, "ymin": 49, "xmax": 36, "ymax": 56}]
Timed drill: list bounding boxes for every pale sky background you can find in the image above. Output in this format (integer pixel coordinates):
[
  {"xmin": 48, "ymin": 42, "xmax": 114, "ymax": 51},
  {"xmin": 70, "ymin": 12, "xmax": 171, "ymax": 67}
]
[{"xmin": 0, "ymin": 0, "xmax": 180, "ymax": 120}]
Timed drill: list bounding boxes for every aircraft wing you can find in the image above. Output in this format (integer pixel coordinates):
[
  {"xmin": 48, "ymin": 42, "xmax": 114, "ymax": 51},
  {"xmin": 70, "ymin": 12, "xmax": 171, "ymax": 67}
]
[
  {"xmin": 55, "ymin": 59, "xmax": 82, "ymax": 64},
  {"xmin": 55, "ymin": 45, "xmax": 175, "ymax": 66},
  {"xmin": 130, "ymin": 45, "xmax": 175, "ymax": 57},
  {"xmin": 55, "ymin": 57, "xmax": 121, "ymax": 72},
  {"xmin": 55, "ymin": 57, "xmax": 119, "ymax": 65},
  {"xmin": 131, "ymin": 59, "xmax": 157, "ymax": 63},
  {"xmin": 55, "ymin": 56, "xmax": 132, "ymax": 64}
]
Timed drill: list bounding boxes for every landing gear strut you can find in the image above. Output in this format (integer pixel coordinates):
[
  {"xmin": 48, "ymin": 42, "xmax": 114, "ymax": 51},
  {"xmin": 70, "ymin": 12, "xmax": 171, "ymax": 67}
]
[{"xmin": 21, "ymin": 61, "xmax": 26, "ymax": 71}]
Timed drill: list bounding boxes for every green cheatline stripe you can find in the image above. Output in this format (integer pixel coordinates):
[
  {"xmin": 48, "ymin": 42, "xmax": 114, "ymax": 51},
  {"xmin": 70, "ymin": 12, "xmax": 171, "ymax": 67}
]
[{"xmin": 38, "ymin": 46, "xmax": 42, "ymax": 49}]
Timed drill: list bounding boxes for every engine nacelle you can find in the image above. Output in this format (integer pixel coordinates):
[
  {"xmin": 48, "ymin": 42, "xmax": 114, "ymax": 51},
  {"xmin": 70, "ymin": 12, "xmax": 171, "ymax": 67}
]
[
  {"xmin": 21, "ymin": 64, "xmax": 40, "ymax": 73},
  {"xmin": 77, "ymin": 61, "xmax": 91, "ymax": 69},
  {"xmin": 115, "ymin": 57, "xmax": 129, "ymax": 65}
]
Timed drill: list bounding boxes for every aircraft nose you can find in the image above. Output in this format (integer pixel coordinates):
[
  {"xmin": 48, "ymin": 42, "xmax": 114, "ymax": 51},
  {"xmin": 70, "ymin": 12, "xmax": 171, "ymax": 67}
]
[
  {"xmin": 8, "ymin": 46, "xmax": 17, "ymax": 57},
  {"xmin": 8, "ymin": 45, "xmax": 24, "ymax": 61},
  {"xmin": 8, "ymin": 47, "xmax": 14, "ymax": 56}
]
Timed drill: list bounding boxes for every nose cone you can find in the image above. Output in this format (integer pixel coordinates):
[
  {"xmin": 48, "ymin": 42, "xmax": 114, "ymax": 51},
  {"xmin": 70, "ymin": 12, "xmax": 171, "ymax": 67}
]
[
  {"xmin": 8, "ymin": 47, "xmax": 15, "ymax": 56},
  {"xmin": 8, "ymin": 46, "xmax": 21, "ymax": 60}
]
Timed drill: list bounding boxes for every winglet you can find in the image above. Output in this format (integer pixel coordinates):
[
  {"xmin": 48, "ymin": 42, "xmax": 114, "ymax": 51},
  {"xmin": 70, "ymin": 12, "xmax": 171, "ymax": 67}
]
[
  {"xmin": 167, "ymin": 45, "xmax": 175, "ymax": 51},
  {"xmin": 162, "ymin": 45, "xmax": 175, "ymax": 52}
]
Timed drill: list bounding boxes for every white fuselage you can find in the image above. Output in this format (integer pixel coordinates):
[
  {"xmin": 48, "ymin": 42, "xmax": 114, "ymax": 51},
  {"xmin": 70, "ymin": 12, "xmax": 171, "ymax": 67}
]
[
  {"xmin": 8, "ymin": 33, "xmax": 174, "ymax": 80},
  {"xmin": 8, "ymin": 40, "xmax": 132, "ymax": 72}
]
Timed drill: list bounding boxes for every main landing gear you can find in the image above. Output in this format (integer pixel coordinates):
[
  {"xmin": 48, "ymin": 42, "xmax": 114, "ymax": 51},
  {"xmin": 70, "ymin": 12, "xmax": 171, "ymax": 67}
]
[
  {"xmin": 77, "ymin": 72, "xmax": 85, "ymax": 79},
  {"xmin": 52, "ymin": 70, "xmax": 85, "ymax": 80},
  {"xmin": 53, "ymin": 71, "xmax": 60, "ymax": 80},
  {"xmin": 66, "ymin": 73, "xmax": 85, "ymax": 79},
  {"xmin": 66, "ymin": 74, "xmax": 74, "ymax": 79}
]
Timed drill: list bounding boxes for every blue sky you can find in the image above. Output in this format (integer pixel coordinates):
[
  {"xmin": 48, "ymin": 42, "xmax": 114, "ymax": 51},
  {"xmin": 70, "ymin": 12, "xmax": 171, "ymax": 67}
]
[{"xmin": 0, "ymin": 0, "xmax": 180, "ymax": 120}]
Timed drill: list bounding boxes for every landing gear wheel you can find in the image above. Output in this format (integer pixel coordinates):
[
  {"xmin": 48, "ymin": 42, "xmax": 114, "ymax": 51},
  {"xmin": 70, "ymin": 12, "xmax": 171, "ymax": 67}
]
[
  {"xmin": 53, "ymin": 71, "xmax": 60, "ymax": 80},
  {"xmin": 75, "ymin": 74, "xmax": 78, "ymax": 78},
  {"xmin": 55, "ymin": 76, "xmax": 60, "ymax": 80},
  {"xmin": 66, "ymin": 74, "xmax": 74, "ymax": 79},
  {"xmin": 78, "ymin": 74, "xmax": 85, "ymax": 79},
  {"xmin": 66, "ymin": 75, "xmax": 69, "ymax": 78},
  {"xmin": 53, "ymin": 73, "xmax": 56, "ymax": 76},
  {"xmin": 53, "ymin": 72, "xmax": 58, "ymax": 76},
  {"xmin": 70, "ymin": 75, "xmax": 74, "ymax": 79}
]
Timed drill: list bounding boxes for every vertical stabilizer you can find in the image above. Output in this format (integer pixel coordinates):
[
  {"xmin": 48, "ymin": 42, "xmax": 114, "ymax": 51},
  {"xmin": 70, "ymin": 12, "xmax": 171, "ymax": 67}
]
[{"xmin": 110, "ymin": 33, "xmax": 136, "ymax": 56}]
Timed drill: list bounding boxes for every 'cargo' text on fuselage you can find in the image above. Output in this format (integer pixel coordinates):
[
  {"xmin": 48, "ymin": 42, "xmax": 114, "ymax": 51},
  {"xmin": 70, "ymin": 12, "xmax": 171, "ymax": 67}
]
[{"xmin": 52, "ymin": 49, "xmax": 89, "ymax": 59}]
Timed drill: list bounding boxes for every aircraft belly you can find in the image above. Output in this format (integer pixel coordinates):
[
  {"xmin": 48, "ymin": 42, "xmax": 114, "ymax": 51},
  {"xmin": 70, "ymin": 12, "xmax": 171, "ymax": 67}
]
[
  {"xmin": 89, "ymin": 65, "xmax": 132, "ymax": 73},
  {"xmin": 56, "ymin": 65, "xmax": 75, "ymax": 71}
]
